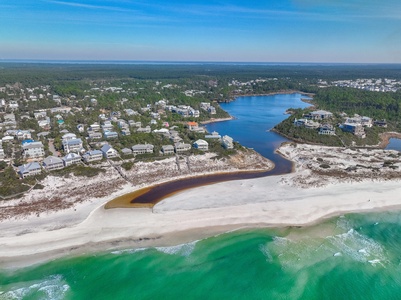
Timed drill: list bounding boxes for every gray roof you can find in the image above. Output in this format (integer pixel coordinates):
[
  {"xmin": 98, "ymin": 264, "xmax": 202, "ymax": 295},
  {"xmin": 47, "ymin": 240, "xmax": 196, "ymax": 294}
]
[
  {"xmin": 162, "ymin": 145, "xmax": 174, "ymax": 151},
  {"xmin": 22, "ymin": 141, "xmax": 44, "ymax": 149},
  {"xmin": 63, "ymin": 152, "xmax": 81, "ymax": 161},
  {"xmin": 121, "ymin": 148, "xmax": 132, "ymax": 154},
  {"xmin": 65, "ymin": 138, "xmax": 82, "ymax": 145},
  {"xmin": 43, "ymin": 156, "xmax": 63, "ymax": 166},
  {"xmin": 132, "ymin": 144, "xmax": 154, "ymax": 150},
  {"xmin": 101, "ymin": 144, "xmax": 115, "ymax": 153},
  {"xmin": 83, "ymin": 150, "xmax": 103, "ymax": 156},
  {"xmin": 18, "ymin": 162, "xmax": 41, "ymax": 173}
]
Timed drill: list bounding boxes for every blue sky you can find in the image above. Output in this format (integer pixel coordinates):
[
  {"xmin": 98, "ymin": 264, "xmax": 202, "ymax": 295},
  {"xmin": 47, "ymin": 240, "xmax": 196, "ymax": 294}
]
[{"xmin": 1, "ymin": 0, "xmax": 401, "ymax": 63}]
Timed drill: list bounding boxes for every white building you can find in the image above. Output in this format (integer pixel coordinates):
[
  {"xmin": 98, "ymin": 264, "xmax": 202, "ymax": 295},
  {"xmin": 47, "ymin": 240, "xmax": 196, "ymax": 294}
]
[
  {"xmin": 62, "ymin": 152, "xmax": 82, "ymax": 167},
  {"xmin": 222, "ymin": 135, "xmax": 234, "ymax": 149},
  {"xmin": 193, "ymin": 139, "xmax": 209, "ymax": 151},
  {"xmin": 101, "ymin": 144, "xmax": 118, "ymax": 159},
  {"xmin": 22, "ymin": 141, "xmax": 45, "ymax": 158}
]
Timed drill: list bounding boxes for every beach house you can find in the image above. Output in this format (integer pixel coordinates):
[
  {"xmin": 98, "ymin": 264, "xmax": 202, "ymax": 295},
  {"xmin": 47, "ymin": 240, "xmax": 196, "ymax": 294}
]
[
  {"xmin": 18, "ymin": 162, "xmax": 42, "ymax": 178},
  {"xmin": 101, "ymin": 144, "xmax": 118, "ymax": 159},
  {"xmin": 193, "ymin": 139, "xmax": 209, "ymax": 151},
  {"xmin": 42, "ymin": 156, "xmax": 64, "ymax": 171}
]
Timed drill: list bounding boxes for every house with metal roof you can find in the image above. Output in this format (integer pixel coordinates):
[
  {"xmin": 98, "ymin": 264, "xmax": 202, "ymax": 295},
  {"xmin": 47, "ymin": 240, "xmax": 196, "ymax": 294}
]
[
  {"xmin": 22, "ymin": 141, "xmax": 45, "ymax": 158},
  {"xmin": 42, "ymin": 156, "xmax": 64, "ymax": 171},
  {"xmin": 161, "ymin": 145, "xmax": 175, "ymax": 155},
  {"xmin": 62, "ymin": 138, "xmax": 83, "ymax": 153},
  {"xmin": 131, "ymin": 144, "xmax": 154, "ymax": 155},
  {"xmin": 222, "ymin": 135, "xmax": 234, "ymax": 149},
  {"xmin": 18, "ymin": 162, "xmax": 41, "ymax": 178},
  {"xmin": 62, "ymin": 152, "xmax": 82, "ymax": 167},
  {"xmin": 101, "ymin": 144, "xmax": 118, "ymax": 159},
  {"xmin": 174, "ymin": 142, "xmax": 191, "ymax": 153},
  {"xmin": 193, "ymin": 139, "xmax": 209, "ymax": 151},
  {"xmin": 82, "ymin": 150, "xmax": 103, "ymax": 163}
]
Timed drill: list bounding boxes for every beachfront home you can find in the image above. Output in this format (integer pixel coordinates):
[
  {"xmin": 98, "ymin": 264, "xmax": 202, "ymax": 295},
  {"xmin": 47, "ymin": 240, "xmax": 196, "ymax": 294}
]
[
  {"xmin": 222, "ymin": 135, "xmax": 234, "ymax": 149},
  {"xmin": 18, "ymin": 162, "xmax": 42, "ymax": 178},
  {"xmin": 319, "ymin": 124, "xmax": 336, "ymax": 135},
  {"xmin": 340, "ymin": 123, "xmax": 366, "ymax": 138},
  {"xmin": 193, "ymin": 139, "xmax": 209, "ymax": 151},
  {"xmin": 174, "ymin": 143, "xmax": 191, "ymax": 153},
  {"xmin": 101, "ymin": 144, "xmax": 118, "ymax": 159},
  {"xmin": 62, "ymin": 152, "xmax": 82, "ymax": 167},
  {"xmin": 42, "ymin": 156, "xmax": 64, "ymax": 171},
  {"xmin": 82, "ymin": 150, "xmax": 103, "ymax": 163},
  {"xmin": 131, "ymin": 144, "xmax": 154, "ymax": 155},
  {"xmin": 161, "ymin": 145, "xmax": 175, "ymax": 155},
  {"xmin": 121, "ymin": 148, "xmax": 133, "ymax": 156}
]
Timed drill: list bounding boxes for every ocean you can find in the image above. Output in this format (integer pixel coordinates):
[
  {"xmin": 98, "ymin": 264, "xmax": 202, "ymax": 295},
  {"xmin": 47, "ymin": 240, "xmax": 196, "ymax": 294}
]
[
  {"xmin": 1, "ymin": 212, "xmax": 401, "ymax": 299},
  {"xmin": 1, "ymin": 93, "xmax": 400, "ymax": 299}
]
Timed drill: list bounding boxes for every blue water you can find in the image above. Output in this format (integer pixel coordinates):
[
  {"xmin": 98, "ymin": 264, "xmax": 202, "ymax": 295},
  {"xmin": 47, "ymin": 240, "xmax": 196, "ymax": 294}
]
[
  {"xmin": 386, "ymin": 138, "xmax": 401, "ymax": 151},
  {"xmin": 206, "ymin": 93, "xmax": 310, "ymax": 166}
]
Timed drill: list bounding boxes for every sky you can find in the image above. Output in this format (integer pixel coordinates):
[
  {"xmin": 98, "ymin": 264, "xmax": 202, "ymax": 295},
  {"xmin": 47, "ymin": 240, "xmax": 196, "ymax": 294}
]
[{"xmin": 1, "ymin": 0, "xmax": 401, "ymax": 63}]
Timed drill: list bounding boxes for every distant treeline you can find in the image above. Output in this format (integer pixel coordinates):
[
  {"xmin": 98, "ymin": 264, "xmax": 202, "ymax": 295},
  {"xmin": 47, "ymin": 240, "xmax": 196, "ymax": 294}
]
[
  {"xmin": 314, "ymin": 87, "xmax": 401, "ymax": 121},
  {"xmin": 1, "ymin": 62, "xmax": 401, "ymax": 86}
]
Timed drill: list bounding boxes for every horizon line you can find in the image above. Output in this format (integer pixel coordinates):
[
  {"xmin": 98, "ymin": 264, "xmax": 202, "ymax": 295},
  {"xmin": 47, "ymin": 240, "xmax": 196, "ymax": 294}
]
[{"xmin": 1, "ymin": 59, "xmax": 401, "ymax": 66}]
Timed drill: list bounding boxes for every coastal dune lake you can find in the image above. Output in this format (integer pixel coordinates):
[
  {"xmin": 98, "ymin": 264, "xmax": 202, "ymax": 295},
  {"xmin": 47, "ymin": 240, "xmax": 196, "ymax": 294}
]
[{"xmin": 1, "ymin": 93, "xmax": 401, "ymax": 299}]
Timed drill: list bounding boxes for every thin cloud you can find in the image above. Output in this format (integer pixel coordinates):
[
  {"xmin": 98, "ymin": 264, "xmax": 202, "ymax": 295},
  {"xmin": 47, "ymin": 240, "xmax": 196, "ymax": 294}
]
[{"xmin": 44, "ymin": 0, "xmax": 139, "ymax": 13}]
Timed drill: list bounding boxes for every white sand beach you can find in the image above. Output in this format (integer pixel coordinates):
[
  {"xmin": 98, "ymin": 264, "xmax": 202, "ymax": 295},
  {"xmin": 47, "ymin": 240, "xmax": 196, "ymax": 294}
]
[{"xmin": 1, "ymin": 144, "xmax": 401, "ymax": 269}]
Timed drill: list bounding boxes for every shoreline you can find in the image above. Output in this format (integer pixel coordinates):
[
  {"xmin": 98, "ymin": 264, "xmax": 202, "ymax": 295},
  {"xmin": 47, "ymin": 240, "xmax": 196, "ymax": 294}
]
[
  {"xmin": 105, "ymin": 166, "xmax": 274, "ymax": 209},
  {"xmin": 224, "ymin": 90, "xmax": 314, "ymax": 102},
  {"xmin": 2, "ymin": 174, "xmax": 401, "ymax": 269}
]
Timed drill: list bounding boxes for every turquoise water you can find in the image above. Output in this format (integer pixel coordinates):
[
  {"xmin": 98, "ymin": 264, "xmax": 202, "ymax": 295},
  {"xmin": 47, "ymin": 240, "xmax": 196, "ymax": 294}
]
[
  {"xmin": 2, "ymin": 93, "xmax": 401, "ymax": 299},
  {"xmin": 2, "ymin": 212, "xmax": 401, "ymax": 299}
]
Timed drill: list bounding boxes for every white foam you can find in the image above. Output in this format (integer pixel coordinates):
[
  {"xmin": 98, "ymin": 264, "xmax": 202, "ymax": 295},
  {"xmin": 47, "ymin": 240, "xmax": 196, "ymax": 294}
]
[
  {"xmin": 259, "ymin": 244, "xmax": 273, "ymax": 263},
  {"xmin": 327, "ymin": 229, "xmax": 387, "ymax": 265},
  {"xmin": 0, "ymin": 275, "xmax": 69, "ymax": 300},
  {"xmin": 155, "ymin": 240, "xmax": 198, "ymax": 257},
  {"xmin": 110, "ymin": 247, "xmax": 148, "ymax": 255}
]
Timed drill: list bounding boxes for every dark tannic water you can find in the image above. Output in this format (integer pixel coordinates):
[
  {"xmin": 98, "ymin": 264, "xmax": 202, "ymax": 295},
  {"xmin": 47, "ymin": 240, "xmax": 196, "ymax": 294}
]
[{"xmin": 1, "ymin": 94, "xmax": 401, "ymax": 300}]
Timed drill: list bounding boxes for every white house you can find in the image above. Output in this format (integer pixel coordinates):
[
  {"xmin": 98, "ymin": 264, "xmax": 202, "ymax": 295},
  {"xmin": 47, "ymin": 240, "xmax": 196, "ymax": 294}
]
[
  {"xmin": 62, "ymin": 152, "xmax": 82, "ymax": 167},
  {"xmin": 42, "ymin": 156, "xmax": 64, "ymax": 171},
  {"xmin": 193, "ymin": 139, "xmax": 208, "ymax": 151},
  {"xmin": 222, "ymin": 135, "xmax": 234, "ymax": 149},
  {"xmin": 22, "ymin": 141, "xmax": 45, "ymax": 158},
  {"xmin": 82, "ymin": 150, "xmax": 103, "ymax": 163},
  {"xmin": 161, "ymin": 145, "xmax": 175, "ymax": 155},
  {"xmin": 100, "ymin": 144, "xmax": 118, "ymax": 159},
  {"xmin": 131, "ymin": 144, "xmax": 154, "ymax": 155},
  {"xmin": 62, "ymin": 138, "xmax": 83, "ymax": 153},
  {"xmin": 18, "ymin": 162, "xmax": 41, "ymax": 178},
  {"xmin": 174, "ymin": 143, "xmax": 191, "ymax": 153}
]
